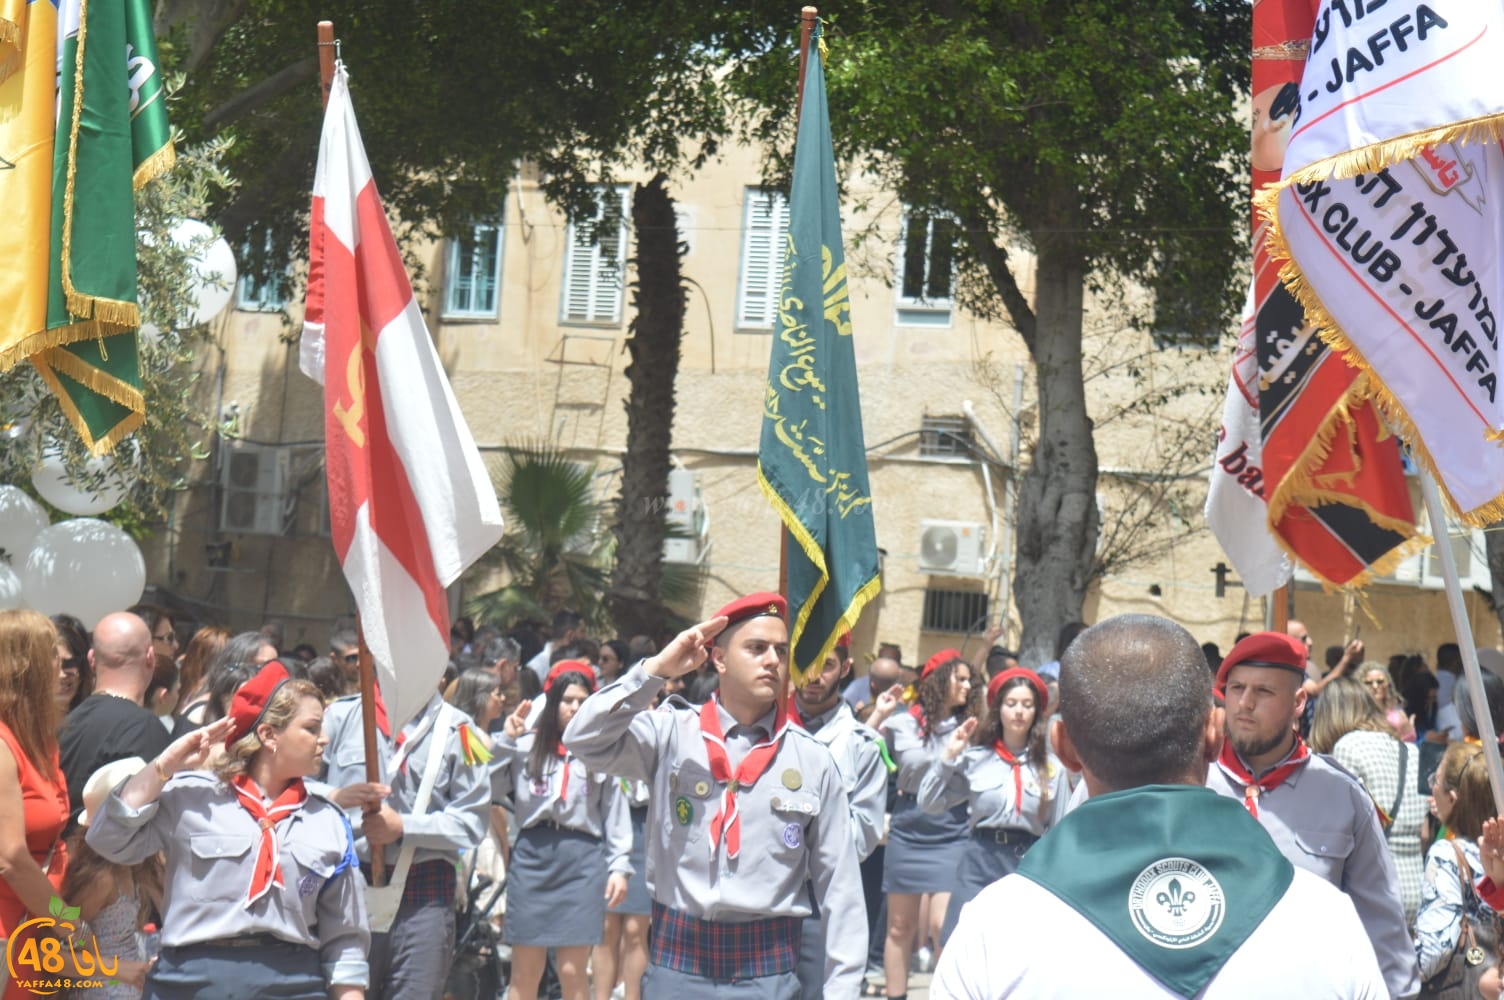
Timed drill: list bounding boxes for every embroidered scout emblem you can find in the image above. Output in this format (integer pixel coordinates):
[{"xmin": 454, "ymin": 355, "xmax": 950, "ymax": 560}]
[
  {"xmin": 781, "ymin": 823, "xmax": 802, "ymax": 849},
  {"xmin": 1128, "ymin": 857, "xmax": 1225, "ymax": 950},
  {"xmin": 781, "ymin": 768, "xmax": 802, "ymax": 791},
  {"xmin": 298, "ymin": 872, "xmax": 322, "ymax": 898},
  {"xmin": 675, "ymin": 796, "xmax": 694, "ymax": 826}
]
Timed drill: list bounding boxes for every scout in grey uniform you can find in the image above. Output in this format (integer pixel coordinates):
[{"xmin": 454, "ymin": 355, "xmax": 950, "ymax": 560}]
[
  {"xmin": 918, "ymin": 667, "xmax": 1070, "ymax": 946},
  {"xmin": 1208, "ymin": 631, "xmax": 1421, "ymax": 999},
  {"xmin": 321, "ymin": 687, "xmax": 490, "ymax": 1000},
  {"xmin": 789, "ymin": 636, "xmax": 886, "ymax": 1000},
  {"xmin": 492, "ymin": 660, "xmax": 633, "ymax": 1000},
  {"xmin": 88, "ymin": 663, "xmax": 369, "ymax": 1000},
  {"xmin": 563, "ymin": 593, "xmax": 867, "ymax": 1000}
]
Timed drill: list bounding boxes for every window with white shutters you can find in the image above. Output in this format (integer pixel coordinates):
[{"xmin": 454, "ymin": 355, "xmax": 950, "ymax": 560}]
[
  {"xmin": 895, "ymin": 207, "xmax": 955, "ymax": 327},
  {"xmin": 443, "ymin": 222, "xmax": 504, "ymax": 319},
  {"xmin": 736, "ymin": 188, "xmax": 790, "ymax": 331},
  {"xmin": 559, "ymin": 185, "xmax": 630, "ymax": 326},
  {"xmin": 235, "ymin": 231, "xmax": 289, "ymax": 312}
]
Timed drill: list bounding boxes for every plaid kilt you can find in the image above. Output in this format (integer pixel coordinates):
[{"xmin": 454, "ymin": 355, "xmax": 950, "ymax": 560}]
[
  {"xmin": 649, "ymin": 901, "xmax": 801, "ymax": 981},
  {"xmin": 360, "ymin": 858, "xmax": 456, "ymax": 910}
]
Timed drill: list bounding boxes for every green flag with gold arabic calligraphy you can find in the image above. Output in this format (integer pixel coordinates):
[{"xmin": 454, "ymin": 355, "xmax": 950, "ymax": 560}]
[
  {"xmin": 757, "ymin": 23, "xmax": 880, "ymax": 687},
  {"xmin": 26, "ymin": 0, "xmax": 173, "ymax": 455}
]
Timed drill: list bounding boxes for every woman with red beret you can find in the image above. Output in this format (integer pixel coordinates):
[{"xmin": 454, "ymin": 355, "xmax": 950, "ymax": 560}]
[{"xmin": 918, "ymin": 667, "xmax": 1069, "ymax": 946}]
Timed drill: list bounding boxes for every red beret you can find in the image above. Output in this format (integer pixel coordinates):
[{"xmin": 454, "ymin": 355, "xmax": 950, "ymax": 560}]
[
  {"xmin": 225, "ymin": 662, "xmax": 290, "ymax": 746},
  {"xmin": 1215, "ymin": 631, "xmax": 1309, "ymax": 693},
  {"xmin": 987, "ymin": 667, "xmax": 1048, "ymax": 712},
  {"xmin": 922, "ymin": 649, "xmax": 963, "ymax": 680},
  {"xmin": 713, "ymin": 592, "xmax": 787, "ymax": 631},
  {"xmin": 836, "ymin": 630, "xmax": 852, "ymax": 650},
  {"xmin": 544, "ymin": 659, "xmax": 597, "ymax": 694}
]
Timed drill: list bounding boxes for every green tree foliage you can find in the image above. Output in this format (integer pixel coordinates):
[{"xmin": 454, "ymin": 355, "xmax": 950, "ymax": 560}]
[{"xmin": 733, "ymin": 1, "xmax": 1250, "ymax": 663}]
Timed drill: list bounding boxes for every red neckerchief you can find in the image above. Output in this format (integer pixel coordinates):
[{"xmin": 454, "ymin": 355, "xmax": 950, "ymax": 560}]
[
  {"xmin": 1216, "ymin": 737, "xmax": 1310, "ymax": 819},
  {"xmin": 699, "ymin": 698, "xmax": 788, "ymax": 859},
  {"xmin": 992, "ymin": 740, "xmax": 1027, "ymax": 811},
  {"xmin": 229, "ymin": 774, "xmax": 308, "ymax": 906}
]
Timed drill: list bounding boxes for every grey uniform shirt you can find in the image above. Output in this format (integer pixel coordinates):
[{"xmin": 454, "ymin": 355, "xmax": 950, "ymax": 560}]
[
  {"xmin": 86, "ymin": 772, "xmax": 370, "ymax": 987},
  {"xmin": 562, "ymin": 664, "xmax": 866, "ymax": 999},
  {"xmin": 918, "ymin": 746, "xmax": 1071, "ymax": 835},
  {"xmin": 796, "ymin": 700, "xmax": 886, "ymax": 861},
  {"xmin": 491, "ymin": 731, "xmax": 634, "ymax": 874},
  {"xmin": 882, "ymin": 708, "xmax": 955, "ymax": 795},
  {"xmin": 1208, "ymin": 747, "xmax": 1421, "ymax": 999},
  {"xmin": 319, "ymin": 692, "xmax": 489, "ymax": 868}
]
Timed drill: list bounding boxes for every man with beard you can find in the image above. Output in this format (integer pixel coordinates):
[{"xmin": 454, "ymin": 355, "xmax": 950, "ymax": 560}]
[
  {"xmin": 1208, "ymin": 632, "xmax": 1419, "ymax": 999},
  {"xmin": 789, "ymin": 634, "xmax": 886, "ymax": 1000}
]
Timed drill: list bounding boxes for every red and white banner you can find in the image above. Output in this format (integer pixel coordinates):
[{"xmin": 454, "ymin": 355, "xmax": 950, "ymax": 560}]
[
  {"xmin": 1206, "ymin": 281, "xmax": 1291, "ymax": 597},
  {"xmin": 1265, "ymin": 2, "xmax": 1504, "ymax": 523},
  {"xmin": 301, "ymin": 66, "xmax": 504, "ymax": 731}
]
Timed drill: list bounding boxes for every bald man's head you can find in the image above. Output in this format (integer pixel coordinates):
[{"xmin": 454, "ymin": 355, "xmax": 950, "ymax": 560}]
[
  {"xmin": 867, "ymin": 656, "xmax": 902, "ymax": 698},
  {"xmin": 1058, "ymin": 614, "xmax": 1213, "ymax": 792},
  {"xmin": 91, "ymin": 611, "xmax": 153, "ymax": 701}
]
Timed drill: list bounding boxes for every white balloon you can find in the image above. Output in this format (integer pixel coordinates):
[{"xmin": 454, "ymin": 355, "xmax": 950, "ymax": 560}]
[
  {"xmin": 170, "ymin": 219, "xmax": 238, "ymax": 326},
  {"xmin": 0, "ymin": 484, "xmax": 50, "ymax": 567},
  {"xmin": 0, "ymin": 562, "xmax": 19, "ymax": 610},
  {"xmin": 31, "ymin": 442, "xmax": 138, "ymax": 516},
  {"xmin": 20, "ymin": 518, "xmax": 146, "ymax": 628}
]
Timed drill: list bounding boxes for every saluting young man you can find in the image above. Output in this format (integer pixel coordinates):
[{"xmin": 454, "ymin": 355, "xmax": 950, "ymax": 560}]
[{"xmin": 563, "ymin": 593, "xmax": 867, "ymax": 999}]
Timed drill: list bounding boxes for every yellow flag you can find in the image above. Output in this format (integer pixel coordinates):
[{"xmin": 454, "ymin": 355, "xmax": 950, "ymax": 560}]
[{"xmin": 0, "ymin": 0, "xmax": 56, "ymax": 370}]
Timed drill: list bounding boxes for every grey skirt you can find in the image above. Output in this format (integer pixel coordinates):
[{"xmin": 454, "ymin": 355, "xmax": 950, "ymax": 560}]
[
  {"xmin": 608, "ymin": 805, "xmax": 652, "ymax": 916},
  {"xmin": 881, "ymin": 793, "xmax": 969, "ymax": 895},
  {"xmin": 503, "ymin": 824, "xmax": 608, "ymax": 946},
  {"xmin": 939, "ymin": 828, "xmax": 1038, "ymax": 945}
]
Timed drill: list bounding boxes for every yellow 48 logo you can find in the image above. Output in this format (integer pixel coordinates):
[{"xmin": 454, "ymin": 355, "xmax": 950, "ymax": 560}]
[{"xmin": 5, "ymin": 896, "xmax": 118, "ymax": 995}]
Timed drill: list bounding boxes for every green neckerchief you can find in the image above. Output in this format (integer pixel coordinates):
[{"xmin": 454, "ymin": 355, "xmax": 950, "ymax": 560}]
[{"xmin": 1017, "ymin": 784, "xmax": 1293, "ymax": 998}]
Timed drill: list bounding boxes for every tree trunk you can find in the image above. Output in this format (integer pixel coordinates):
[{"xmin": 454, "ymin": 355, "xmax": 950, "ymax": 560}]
[
  {"xmin": 607, "ymin": 175, "xmax": 686, "ymax": 639},
  {"xmin": 1011, "ymin": 234, "xmax": 1100, "ymax": 668}
]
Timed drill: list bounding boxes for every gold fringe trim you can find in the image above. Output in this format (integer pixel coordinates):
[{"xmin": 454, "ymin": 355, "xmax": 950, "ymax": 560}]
[
  {"xmin": 62, "ymin": 289, "xmax": 139, "ymax": 329},
  {"xmin": 0, "ymin": 325, "xmax": 92, "ymax": 373},
  {"xmin": 58, "ymin": 0, "xmax": 90, "ymax": 319},
  {"xmin": 1280, "ymin": 114, "xmax": 1504, "ymax": 192},
  {"xmin": 132, "ymin": 140, "xmax": 176, "ymax": 191},
  {"xmin": 1260, "ymin": 161, "xmax": 1504, "ymax": 528},
  {"xmin": 757, "ymin": 461, "xmax": 882, "ymax": 688},
  {"xmin": 31, "ymin": 353, "xmax": 144, "ymax": 457},
  {"xmin": 35, "ymin": 344, "xmax": 144, "ymax": 414}
]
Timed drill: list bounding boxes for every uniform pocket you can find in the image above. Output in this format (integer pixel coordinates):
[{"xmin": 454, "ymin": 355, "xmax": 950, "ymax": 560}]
[
  {"xmin": 665, "ymin": 761, "xmax": 717, "ymax": 847},
  {"xmin": 1291, "ymin": 829, "xmax": 1354, "ymax": 883},
  {"xmin": 768, "ymin": 791, "xmax": 822, "ymax": 858}
]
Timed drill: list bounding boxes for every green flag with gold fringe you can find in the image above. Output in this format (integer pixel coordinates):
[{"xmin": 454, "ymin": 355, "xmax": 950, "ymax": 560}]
[
  {"xmin": 757, "ymin": 22, "xmax": 881, "ymax": 686},
  {"xmin": 27, "ymin": 0, "xmax": 173, "ymax": 455}
]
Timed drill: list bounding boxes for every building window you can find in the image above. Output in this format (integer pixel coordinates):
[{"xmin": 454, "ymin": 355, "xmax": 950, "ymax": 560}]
[
  {"xmin": 896, "ymin": 209, "xmax": 955, "ymax": 327},
  {"xmin": 560, "ymin": 185, "xmax": 630, "ymax": 326},
  {"xmin": 921, "ymin": 588, "xmax": 989, "ymax": 634},
  {"xmin": 736, "ymin": 188, "xmax": 790, "ymax": 330},
  {"xmin": 443, "ymin": 222, "xmax": 504, "ymax": 319},
  {"xmin": 235, "ymin": 233, "xmax": 289, "ymax": 312},
  {"xmin": 919, "ymin": 414, "xmax": 974, "ymax": 459}
]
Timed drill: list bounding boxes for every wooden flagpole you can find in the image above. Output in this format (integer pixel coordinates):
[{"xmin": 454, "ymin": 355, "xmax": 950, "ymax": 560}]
[
  {"xmin": 317, "ymin": 19, "xmax": 386, "ymax": 887},
  {"xmin": 1419, "ymin": 470, "xmax": 1504, "ymax": 815}
]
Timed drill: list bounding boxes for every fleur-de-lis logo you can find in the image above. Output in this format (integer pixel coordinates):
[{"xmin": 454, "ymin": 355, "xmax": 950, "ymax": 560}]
[{"xmin": 1156, "ymin": 878, "xmax": 1196, "ymax": 918}]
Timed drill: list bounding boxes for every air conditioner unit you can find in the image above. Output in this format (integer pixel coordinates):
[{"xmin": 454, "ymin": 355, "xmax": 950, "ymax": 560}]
[
  {"xmin": 663, "ymin": 467, "xmax": 703, "ymax": 564},
  {"xmin": 918, "ymin": 519, "xmax": 987, "ymax": 576},
  {"xmin": 220, "ymin": 442, "xmax": 288, "ymax": 535}
]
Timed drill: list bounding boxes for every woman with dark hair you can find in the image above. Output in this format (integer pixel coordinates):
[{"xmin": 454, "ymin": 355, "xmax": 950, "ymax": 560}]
[
  {"xmin": 87, "ymin": 664, "xmax": 369, "ymax": 1000},
  {"xmin": 918, "ymin": 667, "xmax": 1068, "ymax": 946},
  {"xmin": 51, "ymin": 613, "xmax": 92, "ymax": 715},
  {"xmin": 597, "ymin": 639, "xmax": 630, "ymax": 683},
  {"xmin": 1456, "ymin": 669, "xmax": 1504, "ymax": 744},
  {"xmin": 177, "ymin": 632, "xmax": 278, "ymax": 728},
  {"xmin": 1403, "ymin": 667, "xmax": 1440, "ymax": 741},
  {"xmin": 868, "ymin": 650, "xmax": 980, "ymax": 998},
  {"xmin": 494, "ymin": 661, "xmax": 630, "ymax": 1000}
]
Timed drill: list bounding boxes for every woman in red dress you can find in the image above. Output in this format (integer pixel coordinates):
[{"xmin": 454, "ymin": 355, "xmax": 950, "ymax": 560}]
[{"xmin": 0, "ymin": 609, "xmax": 75, "ymax": 1000}]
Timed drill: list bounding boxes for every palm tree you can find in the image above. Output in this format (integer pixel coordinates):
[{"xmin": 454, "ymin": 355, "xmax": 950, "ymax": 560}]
[{"xmin": 464, "ymin": 442, "xmax": 611, "ymax": 628}]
